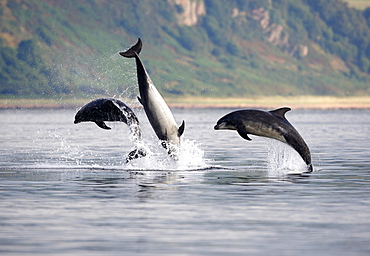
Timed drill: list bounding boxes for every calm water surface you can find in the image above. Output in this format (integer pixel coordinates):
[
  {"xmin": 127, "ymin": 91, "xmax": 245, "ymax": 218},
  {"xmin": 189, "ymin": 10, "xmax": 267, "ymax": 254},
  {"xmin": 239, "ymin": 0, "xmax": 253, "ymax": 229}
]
[{"xmin": 1, "ymin": 108, "xmax": 370, "ymax": 255}]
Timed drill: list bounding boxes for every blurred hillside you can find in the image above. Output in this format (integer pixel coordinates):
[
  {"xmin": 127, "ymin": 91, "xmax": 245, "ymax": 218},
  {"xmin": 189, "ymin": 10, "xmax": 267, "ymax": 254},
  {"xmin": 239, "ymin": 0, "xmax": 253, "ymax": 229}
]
[
  {"xmin": 0, "ymin": 0, "xmax": 370, "ymax": 99},
  {"xmin": 344, "ymin": 0, "xmax": 370, "ymax": 10}
]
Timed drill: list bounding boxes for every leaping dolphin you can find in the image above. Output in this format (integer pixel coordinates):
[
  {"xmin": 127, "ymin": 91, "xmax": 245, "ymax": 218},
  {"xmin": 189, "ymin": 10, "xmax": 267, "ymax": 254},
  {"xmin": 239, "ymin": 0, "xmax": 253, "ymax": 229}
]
[
  {"xmin": 74, "ymin": 98, "xmax": 146, "ymax": 163},
  {"xmin": 119, "ymin": 38, "xmax": 185, "ymax": 157},
  {"xmin": 214, "ymin": 107, "xmax": 313, "ymax": 172}
]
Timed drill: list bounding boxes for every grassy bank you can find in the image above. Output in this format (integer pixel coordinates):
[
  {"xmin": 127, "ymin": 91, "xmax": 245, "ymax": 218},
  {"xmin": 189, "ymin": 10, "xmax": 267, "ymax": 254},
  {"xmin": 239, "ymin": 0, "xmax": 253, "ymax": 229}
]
[{"xmin": 1, "ymin": 96, "xmax": 370, "ymax": 109}]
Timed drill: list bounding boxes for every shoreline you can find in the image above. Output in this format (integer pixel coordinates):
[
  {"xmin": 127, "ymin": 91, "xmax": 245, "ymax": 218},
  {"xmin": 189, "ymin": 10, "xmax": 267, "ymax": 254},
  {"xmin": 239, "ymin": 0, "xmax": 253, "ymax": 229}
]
[
  {"xmin": 166, "ymin": 96, "xmax": 370, "ymax": 109},
  {"xmin": 1, "ymin": 96, "xmax": 370, "ymax": 110}
]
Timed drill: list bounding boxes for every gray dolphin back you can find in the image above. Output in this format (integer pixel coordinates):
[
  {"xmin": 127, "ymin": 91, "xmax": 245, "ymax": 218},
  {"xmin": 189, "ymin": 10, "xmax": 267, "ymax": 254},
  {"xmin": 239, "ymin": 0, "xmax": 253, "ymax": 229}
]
[
  {"xmin": 215, "ymin": 107, "xmax": 313, "ymax": 172},
  {"xmin": 74, "ymin": 98, "xmax": 137, "ymax": 129},
  {"xmin": 119, "ymin": 38, "xmax": 185, "ymax": 152},
  {"xmin": 74, "ymin": 98, "xmax": 146, "ymax": 163}
]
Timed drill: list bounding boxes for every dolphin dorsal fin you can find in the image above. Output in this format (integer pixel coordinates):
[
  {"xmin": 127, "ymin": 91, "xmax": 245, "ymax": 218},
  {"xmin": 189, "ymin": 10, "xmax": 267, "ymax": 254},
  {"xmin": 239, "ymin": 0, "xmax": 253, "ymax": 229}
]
[
  {"xmin": 270, "ymin": 107, "xmax": 291, "ymax": 120},
  {"xmin": 178, "ymin": 120, "xmax": 185, "ymax": 137}
]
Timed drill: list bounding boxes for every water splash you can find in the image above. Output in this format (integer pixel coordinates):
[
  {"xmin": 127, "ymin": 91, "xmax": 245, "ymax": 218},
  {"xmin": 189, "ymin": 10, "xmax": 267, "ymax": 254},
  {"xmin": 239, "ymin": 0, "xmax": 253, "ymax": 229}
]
[
  {"xmin": 177, "ymin": 139, "xmax": 208, "ymax": 170},
  {"xmin": 265, "ymin": 139, "xmax": 308, "ymax": 176},
  {"xmin": 125, "ymin": 138, "xmax": 208, "ymax": 171}
]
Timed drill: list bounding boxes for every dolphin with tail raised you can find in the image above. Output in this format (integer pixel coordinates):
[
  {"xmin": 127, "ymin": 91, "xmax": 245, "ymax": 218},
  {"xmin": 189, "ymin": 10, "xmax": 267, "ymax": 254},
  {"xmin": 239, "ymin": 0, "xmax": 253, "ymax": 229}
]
[
  {"xmin": 214, "ymin": 107, "xmax": 313, "ymax": 172},
  {"xmin": 119, "ymin": 38, "xmax": 185, "ymax": 157},
  {"xmin": 74, "ymin": 98, "xmax": 146, "ymax": 163}
]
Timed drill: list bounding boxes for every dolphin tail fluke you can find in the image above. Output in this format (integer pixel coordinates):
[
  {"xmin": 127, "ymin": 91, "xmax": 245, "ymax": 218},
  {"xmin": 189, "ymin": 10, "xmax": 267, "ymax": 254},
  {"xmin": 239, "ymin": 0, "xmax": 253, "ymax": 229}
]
[
  {"xmin": 119, "ymin": 38, "xmax": 142, "ymax": 58},
  {"xmin": 125, "ymin": 146, "xmax": 147, "ymax": 163}
]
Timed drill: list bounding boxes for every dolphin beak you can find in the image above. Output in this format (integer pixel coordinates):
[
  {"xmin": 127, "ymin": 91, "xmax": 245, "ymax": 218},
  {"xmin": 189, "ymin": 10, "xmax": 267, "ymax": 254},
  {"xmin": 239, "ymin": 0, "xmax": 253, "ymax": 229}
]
[
  {"xmin": 214, "ymin": 123, "xmax": 223, "ymax": 130},
  {"xmin": 215, "ymin": 121, "xmax": 234, "ymax": 130},
  {"xmin": 74, "ymin": 119, "xmax": 79, "ymax": 124}
]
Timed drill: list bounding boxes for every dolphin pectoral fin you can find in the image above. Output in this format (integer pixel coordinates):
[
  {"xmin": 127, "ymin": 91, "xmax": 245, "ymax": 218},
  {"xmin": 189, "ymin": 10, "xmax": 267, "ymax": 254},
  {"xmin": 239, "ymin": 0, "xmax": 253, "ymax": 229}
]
[
  {"xmin": 137, "ymin": 96, "xmax": 143, "ymax": 105},
  {"xmin": 307, "ymin": 164, "xmax": 313, "ymax": 173},
  {"xmin": 119, "ymin": 38, "xmax": 142, "ymax": 58},
  {"xmin": 236, "ymin": 125, "xmax": 252, "ymax": 141},
  {"xmin": 178, "ymin": 120, "xmax": 185, "ymax": 137},
  {"xmin": 237, "ymin": 130, "xmax": 252, "ymax": 141},
  {"xmin": 95, "ymin": 121, "xmax": 111, "ymax": 130}
]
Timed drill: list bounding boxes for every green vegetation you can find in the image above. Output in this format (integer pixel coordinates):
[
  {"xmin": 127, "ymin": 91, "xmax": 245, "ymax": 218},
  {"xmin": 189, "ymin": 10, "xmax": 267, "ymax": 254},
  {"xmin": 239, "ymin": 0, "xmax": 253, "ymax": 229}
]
[
  {"xmin": 0, "ymin": 39, "xmax": 67, "ymax": 96},
  {"xmin": 0, "ymin": 0, "xmax": 369, "ymax": 99}
]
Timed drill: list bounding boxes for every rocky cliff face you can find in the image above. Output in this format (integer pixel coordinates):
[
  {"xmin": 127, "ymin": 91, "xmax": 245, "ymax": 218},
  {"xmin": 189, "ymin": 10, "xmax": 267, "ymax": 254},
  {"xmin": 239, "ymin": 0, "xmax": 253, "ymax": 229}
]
[
  {"xmin": 169, "ymin": 2, "xmax": 309, "ymax": 59},
  {"xmin": 251, "ymin": 7, "xmax": 308, "ymax": 58},
  {"xmin": 169, "ymin": 0, "xmax": 205, "ymax": 26}
]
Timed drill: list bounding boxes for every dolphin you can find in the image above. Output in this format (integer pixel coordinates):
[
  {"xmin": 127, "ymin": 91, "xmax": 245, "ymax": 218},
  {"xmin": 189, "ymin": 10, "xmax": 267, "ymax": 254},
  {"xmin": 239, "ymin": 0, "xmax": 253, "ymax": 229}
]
[
  {"xmin": 214, "ymin": 107, "xmax": 313, "ymax": 172},
  {"xmin": 74, "ymin": 98, "xmax": 138, "ymax": 130},
  {"xmin": 119, "ymin": 38, "xmax": 185, "ymax": 156},
  {"xmin": 74, "ymin": 98, "xmax": 146, "ymax": 163}
]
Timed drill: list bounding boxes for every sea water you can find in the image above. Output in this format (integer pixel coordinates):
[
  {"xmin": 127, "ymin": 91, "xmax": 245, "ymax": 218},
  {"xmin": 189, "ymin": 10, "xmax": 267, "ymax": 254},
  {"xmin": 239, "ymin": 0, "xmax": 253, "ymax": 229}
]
[{"xmin": 1, "ymin": 108, "xmax": 370, "ymax": 255}]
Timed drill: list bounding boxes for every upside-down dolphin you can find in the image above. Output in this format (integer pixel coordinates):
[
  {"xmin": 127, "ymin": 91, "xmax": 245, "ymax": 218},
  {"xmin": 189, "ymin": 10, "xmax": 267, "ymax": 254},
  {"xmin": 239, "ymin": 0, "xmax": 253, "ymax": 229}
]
[
  {"xmin": 214, "ymin": 107, "xmax": 313, "ymax": 172},
  {"xmin": 74, "ymin": 98, "xmax": 146, "ymax": 163},
  {"xmin": 119, "ymin": 38, "xmax": 185, "ymax": 157}
]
